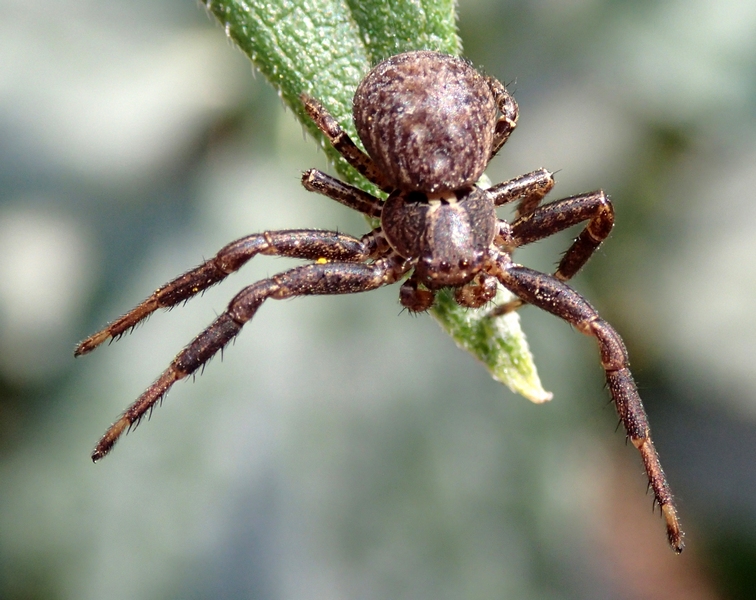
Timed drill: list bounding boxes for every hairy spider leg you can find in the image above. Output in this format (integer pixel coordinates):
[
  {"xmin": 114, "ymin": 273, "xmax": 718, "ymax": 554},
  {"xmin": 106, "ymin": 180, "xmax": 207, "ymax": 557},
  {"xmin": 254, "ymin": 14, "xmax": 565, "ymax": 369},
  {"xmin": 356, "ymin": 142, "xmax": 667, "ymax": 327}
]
[
  {"xmin": 75, "ymin": 229, "xmax": 383, "ymax": 356},
  {"xmin": 488, "ymin": 168, "xmax": 555, "ymax": 217},
  {"xmin": 492, "ymin": 258, "xmax": 684, "ymax": 553},
  {"xmin": 486, "ymin": 76, "xmax": 519, "ymax": 159},
  {"xmin": 511, "ymin": 190, "xmax": 614, "ymax": 280},
  {"xmin": 301, "ymin": 94, "xmax": 393, "ymax": 193},
  {"xmin": 91, "ymin": 255, "xmax": 411, "ymax": 461},
  {"xmin": 301, "ymin": 169, "xmax": 383, "ymax": 218},
  {"xmin": 489, "ymin": 189, "xmax": 614, "ymax": 316}
]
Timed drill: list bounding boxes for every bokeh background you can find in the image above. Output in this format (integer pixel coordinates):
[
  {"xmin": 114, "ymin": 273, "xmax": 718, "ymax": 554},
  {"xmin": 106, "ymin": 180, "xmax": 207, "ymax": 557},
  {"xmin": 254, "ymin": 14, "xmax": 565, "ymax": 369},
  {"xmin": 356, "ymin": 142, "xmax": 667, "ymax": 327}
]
[{"xmin": 2, "ymin": 1, "xmax": 755, "ymax": 598}]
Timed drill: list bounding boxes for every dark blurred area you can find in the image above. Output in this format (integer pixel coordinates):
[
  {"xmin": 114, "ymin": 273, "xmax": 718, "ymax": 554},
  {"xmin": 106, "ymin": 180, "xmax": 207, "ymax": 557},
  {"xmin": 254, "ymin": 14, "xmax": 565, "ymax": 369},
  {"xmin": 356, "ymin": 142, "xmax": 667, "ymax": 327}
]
[{"xmin": 1, "ymin": 1, "xmax": 755, "ymax": 598}]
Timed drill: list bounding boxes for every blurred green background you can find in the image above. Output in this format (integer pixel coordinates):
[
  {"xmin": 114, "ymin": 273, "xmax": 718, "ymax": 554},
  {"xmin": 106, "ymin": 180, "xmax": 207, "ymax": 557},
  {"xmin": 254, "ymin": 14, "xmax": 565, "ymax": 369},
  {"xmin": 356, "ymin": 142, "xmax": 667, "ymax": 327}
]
[{"xmin": 1, "ymin": 1, "xmax": 755, "ymax": 598}]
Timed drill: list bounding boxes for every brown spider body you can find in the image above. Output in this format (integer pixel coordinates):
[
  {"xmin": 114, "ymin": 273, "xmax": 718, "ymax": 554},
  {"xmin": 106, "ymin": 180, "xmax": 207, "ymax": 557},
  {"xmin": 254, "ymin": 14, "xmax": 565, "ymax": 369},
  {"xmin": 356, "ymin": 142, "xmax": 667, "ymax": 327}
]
[
  {"xmin": 382, "ymin": 188, "xmax": 497, "ymax": 288},
  {"xmin": 76, "ymin": 51, "xmax": 684, "ymax": 552}
]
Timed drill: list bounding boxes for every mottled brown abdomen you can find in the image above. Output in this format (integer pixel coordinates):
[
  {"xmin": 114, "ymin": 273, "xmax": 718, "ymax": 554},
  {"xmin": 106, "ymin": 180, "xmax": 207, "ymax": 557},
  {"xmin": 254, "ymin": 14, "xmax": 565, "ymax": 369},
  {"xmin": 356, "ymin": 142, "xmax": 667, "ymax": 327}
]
[{"xmin": 353, "ymin": 51, "xmax": 497, "ymax": 194}]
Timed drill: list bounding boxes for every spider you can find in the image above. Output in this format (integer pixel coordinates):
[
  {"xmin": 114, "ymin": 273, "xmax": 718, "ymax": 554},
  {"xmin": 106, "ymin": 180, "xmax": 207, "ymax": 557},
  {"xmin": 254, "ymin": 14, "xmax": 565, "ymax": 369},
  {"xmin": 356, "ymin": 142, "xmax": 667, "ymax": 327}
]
[{"xmin": 76, "ymin": 50, "xmax": 683, "ymax": 552}]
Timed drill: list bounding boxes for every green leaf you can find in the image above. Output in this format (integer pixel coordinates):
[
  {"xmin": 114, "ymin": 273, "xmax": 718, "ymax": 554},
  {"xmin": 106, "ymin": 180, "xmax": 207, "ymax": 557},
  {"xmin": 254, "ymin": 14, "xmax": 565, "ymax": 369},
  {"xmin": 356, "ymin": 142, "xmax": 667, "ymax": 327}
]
[
  {"xmin": 433, "ymin": 289, "xmax": 552, "ymax": 403},
  {"xmin": 345, "ymin": 0, "xmax": 460, "ymax": 60},
  {"xmin": 201, "ymin": 0, "xmax": 551, "ymax": 403}
]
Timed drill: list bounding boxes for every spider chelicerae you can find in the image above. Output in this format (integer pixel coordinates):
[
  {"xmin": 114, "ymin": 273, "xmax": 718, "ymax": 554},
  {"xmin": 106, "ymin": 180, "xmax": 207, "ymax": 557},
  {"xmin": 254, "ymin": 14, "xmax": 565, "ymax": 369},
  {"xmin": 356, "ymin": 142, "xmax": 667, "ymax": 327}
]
[{"xmin": 76, "ymin": 50, "xmax": 683, "ymax": 552}]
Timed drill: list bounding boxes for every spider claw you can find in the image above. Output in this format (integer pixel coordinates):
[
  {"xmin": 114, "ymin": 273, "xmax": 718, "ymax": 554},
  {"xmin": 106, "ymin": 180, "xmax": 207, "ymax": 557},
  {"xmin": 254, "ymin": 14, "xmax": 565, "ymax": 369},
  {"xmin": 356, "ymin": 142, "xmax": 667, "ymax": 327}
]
[
  {"xmin": 661, "ymin": 503, "xmax": 685, "ymax": 553},
  {"xmin": 74, "ymin": 329, "xmax": 111, "ymax": 356},
  {"xmin": 91, "ymin": 416, "xmax": 129, "ymax": 462},
  {"xmin": 92, "ymin": 370, "xmax": 180, "ymax": 461}
]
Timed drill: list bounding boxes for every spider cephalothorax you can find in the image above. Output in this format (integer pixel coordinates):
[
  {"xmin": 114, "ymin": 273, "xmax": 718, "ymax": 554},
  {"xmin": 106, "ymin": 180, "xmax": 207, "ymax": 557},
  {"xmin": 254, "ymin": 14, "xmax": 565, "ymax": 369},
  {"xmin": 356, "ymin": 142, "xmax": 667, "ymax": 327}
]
[{"xmin": 76, "ymin": 50, "xmax": 683, "ymax": 552}]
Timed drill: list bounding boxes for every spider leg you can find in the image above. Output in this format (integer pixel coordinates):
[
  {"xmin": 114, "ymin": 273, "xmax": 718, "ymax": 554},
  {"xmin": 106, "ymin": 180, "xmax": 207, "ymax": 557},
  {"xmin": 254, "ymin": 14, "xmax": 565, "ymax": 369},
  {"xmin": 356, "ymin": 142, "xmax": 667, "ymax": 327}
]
[
  {"xmin": 92, "ymin": 255, "xmax": 410, "ymax": 461},
  {"xmin": 75, "ymin": 229, "xmax": 382, "ymax": 355},
  {"xmin": 490, "ymin": 190, "xmax": 614, "ymax": 316},
  {"xmin": 511, "ymin": 190, "xmax": 614, "ymax": 281},
  {"xmin": 301, "ymin": 94, "xmax": 393, "ymax": 193},
  {"xmin": 486, "ymin": 76, "xmax": 519, "ymax": 159},
  {"xmin": 301, "ymin": 169, "xmax": 383, "ymax": 218},
  {"xmin": 491, "ymin": 258, "xmax": 684, "ymax": 553},
  {"xmin": 488, "ymin": 168, "xmax": 555, "ymax": 217}
]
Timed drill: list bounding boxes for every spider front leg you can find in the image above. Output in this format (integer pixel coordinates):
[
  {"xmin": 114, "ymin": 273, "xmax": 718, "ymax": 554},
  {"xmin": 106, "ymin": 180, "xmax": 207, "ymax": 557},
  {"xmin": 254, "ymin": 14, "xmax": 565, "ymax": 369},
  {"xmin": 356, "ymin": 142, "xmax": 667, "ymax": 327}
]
[
  {"xmin": 301, "ymin": 94, "xmax": 392, "ymax": 193},
  {"xmin": 302, "ymin": 169, "xmax": 383, "ymax": 218},
  {"xmin": 492, "ymin": 258, "xmax": 684, "ymax": 552},
  {"xmin": 92, "ymin": 255, "xmax": 410, "ymax": 461},
  {"xmin": 490, "ymin": 189, "xmax": 614, "ymax": 316},
  {"xmin": 489, "ymin": 168, "xmax": 555, "ymax": 217},
  {"xmin": 511, "ymin": 190, "xmax": 614, "ymax": 282},
  {"xmin": 75, "ymin": 228, "xmax": 383, "ymax": 355}
]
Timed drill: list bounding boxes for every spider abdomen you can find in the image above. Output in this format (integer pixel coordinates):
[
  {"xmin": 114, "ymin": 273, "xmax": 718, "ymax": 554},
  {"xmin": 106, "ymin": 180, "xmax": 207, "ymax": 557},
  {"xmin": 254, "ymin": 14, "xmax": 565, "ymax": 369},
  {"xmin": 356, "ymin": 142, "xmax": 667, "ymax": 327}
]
[{"xmin": 353, "ymin": 51, "xmax": 497, "ymax": 194}]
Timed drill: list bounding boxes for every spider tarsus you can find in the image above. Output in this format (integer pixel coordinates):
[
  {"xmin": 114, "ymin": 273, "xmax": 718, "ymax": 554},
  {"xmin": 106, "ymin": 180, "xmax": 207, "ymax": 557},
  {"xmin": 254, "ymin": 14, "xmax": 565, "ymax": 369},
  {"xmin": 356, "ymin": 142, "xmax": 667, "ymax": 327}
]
[
  {"xmin": 664, "ymin": 504, "xmax": 685, "ymax": 553},
  {"xmin": 75, "ymin": 298, "xmax": 160, "ymax": 356},
  {"xmin": 92, "ymin": 369, "xmax": 181, "ymax": 462},
  {"xmin": 74, "ymin": 330, "xmax": 110, "ymax": 356},
  {"xmin": 632, "ymin": 432, "xmax": 684, "ymax": 552},
  {"xmin": 91, "ymin": 416, "xmax": 129, "ymax": 462}
]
